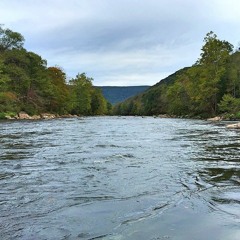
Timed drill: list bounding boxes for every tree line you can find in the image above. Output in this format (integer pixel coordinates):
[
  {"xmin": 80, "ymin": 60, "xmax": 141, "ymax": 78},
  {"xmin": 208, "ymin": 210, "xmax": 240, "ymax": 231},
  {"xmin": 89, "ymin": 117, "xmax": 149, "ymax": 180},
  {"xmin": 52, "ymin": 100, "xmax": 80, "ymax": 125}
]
[
  {"xmin": 114, "ymin": 32, "xmax": 240, "ymax": 119},
  {"xmin": 0, "ymin": 25, "xmax": 110, "ymax": 119}
]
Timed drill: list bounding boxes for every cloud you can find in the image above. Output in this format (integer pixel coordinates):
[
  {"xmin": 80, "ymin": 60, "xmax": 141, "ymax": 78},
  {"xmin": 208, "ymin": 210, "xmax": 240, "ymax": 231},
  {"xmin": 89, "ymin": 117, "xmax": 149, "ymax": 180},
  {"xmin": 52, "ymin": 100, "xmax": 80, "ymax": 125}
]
[
  {"xmin": 40, "ymin": 38, "xmax": 197, "ymax": 86},
  {"xmin": 0, "ymin": 0, "xmax": 240, "ymax": 85},
  {"xmin": 210, "ymin": 0, "xmax": 240, "ymax": 22}
]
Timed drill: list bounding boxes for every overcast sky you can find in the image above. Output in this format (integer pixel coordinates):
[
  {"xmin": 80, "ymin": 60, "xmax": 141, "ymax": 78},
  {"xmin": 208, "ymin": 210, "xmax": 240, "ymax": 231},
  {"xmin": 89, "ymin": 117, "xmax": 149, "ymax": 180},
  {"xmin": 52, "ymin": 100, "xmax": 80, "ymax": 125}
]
[{"xmin": 1, "ymin": 0, "xmax": 240, "ymax": 86}]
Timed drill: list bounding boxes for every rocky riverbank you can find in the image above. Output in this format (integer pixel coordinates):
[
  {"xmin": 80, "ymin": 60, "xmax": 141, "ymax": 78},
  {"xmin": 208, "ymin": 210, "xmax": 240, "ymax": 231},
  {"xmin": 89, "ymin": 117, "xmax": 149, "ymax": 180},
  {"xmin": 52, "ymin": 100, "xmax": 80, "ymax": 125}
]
[
  {"xmin": 3, "ymin": 112, "xmax": 79, "ymax": 120},
  {"xmin": 2, "ymin": 112, "xmax": 240, "ymax": 129},
  {"xmin": 207, "ymin": 116, "xmax": 240, "ymax": 129}
]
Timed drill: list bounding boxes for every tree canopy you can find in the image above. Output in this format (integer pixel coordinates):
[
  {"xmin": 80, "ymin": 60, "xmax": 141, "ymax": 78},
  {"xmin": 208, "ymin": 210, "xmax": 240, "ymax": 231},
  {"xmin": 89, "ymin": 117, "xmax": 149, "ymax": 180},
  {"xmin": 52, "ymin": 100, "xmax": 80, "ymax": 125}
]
[
  {"xmin": 0, "ymin": 25, "xmax": 24, "ymax": 52},
  {"xmin": 0, "ymin": 25, "xmax": 110, "ymax": 118},
  {"xmin": 114, "ymin": 32, "xmax": 240, "ymax": 119}
]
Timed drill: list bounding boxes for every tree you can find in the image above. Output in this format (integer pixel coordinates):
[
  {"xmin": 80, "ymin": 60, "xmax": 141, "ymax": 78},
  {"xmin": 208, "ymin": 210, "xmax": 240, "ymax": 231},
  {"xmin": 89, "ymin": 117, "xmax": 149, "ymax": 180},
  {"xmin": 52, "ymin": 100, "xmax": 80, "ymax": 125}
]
[
  {"xmin": 0, "ymin": 25, "xmax": 110, "ymax": 117},
  {"xmin": 70, "ymin": 73, "xmax": 93, "ymax": 115},
  {"xmin": 197, "ymin": 32, "xmax": 233, "ymax": 65},
  {"xmin": 225, "ymin": 52, "xmax": 240, "ymax": 98},
  {"xmin": 142, "ymin": 88, "xmax": 160, "ymax": 115},
  {"xmin": 47, "ymin": 66, "xmax": 71, "ymax": 114},
  {"xmin": 0, "ymin": 56, "xmax": 11, "ymax": 92},
  {"xmin": 0, "ymin": 91, "xmax": 18, "ymax": 113},
  {"xmin": 166, "ymin": 78, "xmax": 190, "ymax": 115},
  {"xmin": 0, "ymin": 25, "xmax": 24, "ymax": 52},
  {"xmin": 195, "ymin": 31, "xmax": 233, "ymax": 115},
  {"xmin": 218, "ymin": 94, "xmax": 240, "ymax": 114},
  {"xmin": 3, "ymin": 49, "xmax": 31, "ymax": 97},
  {"xmin": 91, "ymin": 88, "xmax": 107, "ymax": 115}
]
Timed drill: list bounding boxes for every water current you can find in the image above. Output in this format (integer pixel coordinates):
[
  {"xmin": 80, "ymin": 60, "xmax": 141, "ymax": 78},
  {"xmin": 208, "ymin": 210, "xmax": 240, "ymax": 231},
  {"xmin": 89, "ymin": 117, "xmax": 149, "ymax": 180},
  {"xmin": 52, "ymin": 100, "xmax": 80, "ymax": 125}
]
[{"xmin": 0, "ymin": 117, "xmax": 239, "ymax": 239}]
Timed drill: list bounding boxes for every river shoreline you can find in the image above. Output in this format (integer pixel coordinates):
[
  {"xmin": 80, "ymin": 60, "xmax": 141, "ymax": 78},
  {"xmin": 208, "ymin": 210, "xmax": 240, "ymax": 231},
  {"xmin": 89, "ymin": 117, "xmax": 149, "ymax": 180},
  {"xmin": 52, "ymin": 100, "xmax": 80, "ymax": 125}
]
[
  {"xmin": 1, "ymin": 111, "xmax": 80, "ymax": 120},
  {"xmin": 2, "ymin": 112, "xmax": 240, "ymax": 128}
]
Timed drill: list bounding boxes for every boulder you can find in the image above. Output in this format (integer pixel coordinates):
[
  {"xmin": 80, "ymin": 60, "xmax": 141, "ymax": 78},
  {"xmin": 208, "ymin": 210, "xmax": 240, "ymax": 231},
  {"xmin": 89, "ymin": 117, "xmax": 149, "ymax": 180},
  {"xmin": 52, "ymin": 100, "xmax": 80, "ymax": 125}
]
[
  {"xmin": 226, "ymin": 122, "xmax": 240, "ymax": 129},
  {"xmin": 207, "ymin": 116, "xmax": 222, "ymax": 121},
  {"xmin": 40, "ymin": 113, "xmax": 56, "ymax": 119},
  {"xmin": 32, "ymin": 115, "xmax": 41, "ymax": 120},
  {"xmin": 157, "ymin": 114, "xmax": 170, "ymax": 118},
  {"xmin": 5, "ymin": 115, "xmax": 15, "ymax": 120},
  {"xmin": 18, "ymin": 111, "xmax": 32, "ymax": 120},
  {"xmin": 60, "ymin": 114, "xmax": 72, "ymax": 118}
]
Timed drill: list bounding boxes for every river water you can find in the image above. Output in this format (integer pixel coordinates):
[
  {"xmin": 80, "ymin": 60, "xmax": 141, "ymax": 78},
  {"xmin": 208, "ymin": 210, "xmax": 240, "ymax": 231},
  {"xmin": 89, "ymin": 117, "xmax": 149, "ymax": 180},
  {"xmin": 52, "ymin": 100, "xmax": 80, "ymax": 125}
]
[{"xmin": 0, "ymin": 117, "xmax": 239, "ymax": 240}]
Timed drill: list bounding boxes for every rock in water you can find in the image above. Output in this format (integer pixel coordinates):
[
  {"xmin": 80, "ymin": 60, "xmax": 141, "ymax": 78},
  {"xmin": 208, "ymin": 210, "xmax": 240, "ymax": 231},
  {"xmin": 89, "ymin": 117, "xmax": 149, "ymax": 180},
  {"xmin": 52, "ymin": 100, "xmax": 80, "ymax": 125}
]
[
  {"xmin": 226, "ymin": 122, "xmax": 240, "ymax": 129},
  {"xmin": 207, "ymin": 116, "xmax": 222, "ymax": 121}
]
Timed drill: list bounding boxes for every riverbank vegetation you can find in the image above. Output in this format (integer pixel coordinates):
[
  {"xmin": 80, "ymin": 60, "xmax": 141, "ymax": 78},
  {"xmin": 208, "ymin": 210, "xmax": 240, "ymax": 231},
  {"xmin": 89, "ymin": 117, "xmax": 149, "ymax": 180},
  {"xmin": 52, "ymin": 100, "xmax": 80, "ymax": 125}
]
[
  {"xmin": 2, "ymin": 26, "xmax": 240, "ymax": 120},
  {"xmin": 0, "ymin": 25, "xmax": 110, "ymax": 119},
  {"xmin": 114, "ymin": 32, "xmax": 240, "ymax": 119}
]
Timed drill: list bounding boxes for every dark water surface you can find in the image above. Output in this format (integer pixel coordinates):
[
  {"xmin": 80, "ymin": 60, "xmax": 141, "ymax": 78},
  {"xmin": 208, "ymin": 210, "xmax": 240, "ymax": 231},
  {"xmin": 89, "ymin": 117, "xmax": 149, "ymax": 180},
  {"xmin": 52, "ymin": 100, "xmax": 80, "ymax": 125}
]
[{"xmin": 0, "ymin": 117, "xmax": 239, "ymax": 240}]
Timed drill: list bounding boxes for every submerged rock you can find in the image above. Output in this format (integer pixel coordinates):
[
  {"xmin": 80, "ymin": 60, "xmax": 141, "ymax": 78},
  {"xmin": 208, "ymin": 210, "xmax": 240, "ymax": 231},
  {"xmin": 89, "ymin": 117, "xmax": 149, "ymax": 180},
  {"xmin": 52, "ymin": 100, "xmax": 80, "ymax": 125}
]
[{"xmin": 14, "ymin": 164, "xmax": 22, "ymax": 170}]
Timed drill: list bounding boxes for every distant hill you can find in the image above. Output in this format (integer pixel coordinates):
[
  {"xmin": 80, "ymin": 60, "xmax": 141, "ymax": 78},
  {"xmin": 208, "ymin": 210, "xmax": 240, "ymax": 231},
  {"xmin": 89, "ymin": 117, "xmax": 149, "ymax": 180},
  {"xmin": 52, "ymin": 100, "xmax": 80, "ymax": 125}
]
[
  {"xmin": 98, "ymin": 86, "xmax": 150, "ymax": 105},
  {"xmin": 111, "ymin": 68, "xmax": 190, "ymax": 116}
]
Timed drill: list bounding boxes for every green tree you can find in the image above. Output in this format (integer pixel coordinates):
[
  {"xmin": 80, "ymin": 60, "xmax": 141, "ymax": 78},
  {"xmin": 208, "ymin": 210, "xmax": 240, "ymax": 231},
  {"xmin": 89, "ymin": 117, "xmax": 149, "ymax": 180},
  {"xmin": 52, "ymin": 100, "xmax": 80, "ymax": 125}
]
[
  {"xmin": 70, "ymin": 73, "xmax": 93, "ymax": 115},
  {"xmin": 218, "ymin": 94, "xmax": 240, "ymax": 114},
  {"xmin": 2, "ymin": 49, "xmax": 52, "ymax": 114},
  {"xmin": 0, "ymin": 25, "xmax": 24, "ymax": 52},
  {"xmin": 224, "ymin": 52, "xmax": 240, "ymax": 98},
  {"xmin": 47, "ymin": 66, "xmax": 71, "ymax": 114},
  {"xmin": 166, "ymin": 79, "xmax": 190, "ymax": 115},
  {"xmin": 0, "ymin": 91, "xmax": 18, "ymax": 113},
  {"xmin": 0, "ymin": 56, "xmax": 11, "ymax": 92},
  {"xmin": 0, "ymin": 25, "xmax": 111, "ymax": 117},
  {"xmin": 3, "ymin": 49, "xmax": 31, "ymax": 98},
  {"xmin": 25, "ymin": 51, "xmax": 52, "ymax": 113},
  {"xmin": 91, "ymin": 88, "xmax": 108, "ymax": 115},
  {"xmin": 195, "ymin": 31, "xmax": 233, "ymax": 115},
  {"xmin": 142, "ymin": 88, "xmax": 160, "ymax": 115}
]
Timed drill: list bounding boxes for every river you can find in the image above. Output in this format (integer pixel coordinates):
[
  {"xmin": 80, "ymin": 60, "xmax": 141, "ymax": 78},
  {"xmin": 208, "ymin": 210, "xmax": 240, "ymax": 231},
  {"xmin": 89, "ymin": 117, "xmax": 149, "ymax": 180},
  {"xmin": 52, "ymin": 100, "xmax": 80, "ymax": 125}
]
[{"xmin": 0, "ymin": 117, "xmax": 239, "ymax": 240}]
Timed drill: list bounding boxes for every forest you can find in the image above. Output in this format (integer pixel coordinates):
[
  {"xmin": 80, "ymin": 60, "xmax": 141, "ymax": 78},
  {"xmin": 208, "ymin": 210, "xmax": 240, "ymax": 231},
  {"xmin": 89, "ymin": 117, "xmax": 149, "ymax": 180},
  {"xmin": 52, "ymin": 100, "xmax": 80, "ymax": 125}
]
[
  {"xmin": 113, "ymin": 32, "xmax": 240, "ymax": 119},
  {"xmin": 1, "ymin": 26, "xmax": 240, "ymax": 119},
  {"xmin": 0, "ymin": 25, "xmax": 110, "ymax": 119}
]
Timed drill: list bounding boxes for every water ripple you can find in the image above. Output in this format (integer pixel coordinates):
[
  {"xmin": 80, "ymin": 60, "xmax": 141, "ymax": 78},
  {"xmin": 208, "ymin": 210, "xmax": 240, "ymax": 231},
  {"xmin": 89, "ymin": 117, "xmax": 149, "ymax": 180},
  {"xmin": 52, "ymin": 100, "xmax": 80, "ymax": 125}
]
[{"xmin": 0, "ymin": 117, "xmax": 239, "ymax": 239}]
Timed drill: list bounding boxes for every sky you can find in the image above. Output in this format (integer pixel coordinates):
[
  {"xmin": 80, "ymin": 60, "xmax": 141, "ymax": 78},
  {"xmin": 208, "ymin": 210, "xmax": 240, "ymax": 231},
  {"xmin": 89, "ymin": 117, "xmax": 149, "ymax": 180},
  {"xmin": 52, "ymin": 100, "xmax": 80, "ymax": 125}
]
[{"xmin": 1, "ymin": 0, "xmax": 240, "ymax": 86}]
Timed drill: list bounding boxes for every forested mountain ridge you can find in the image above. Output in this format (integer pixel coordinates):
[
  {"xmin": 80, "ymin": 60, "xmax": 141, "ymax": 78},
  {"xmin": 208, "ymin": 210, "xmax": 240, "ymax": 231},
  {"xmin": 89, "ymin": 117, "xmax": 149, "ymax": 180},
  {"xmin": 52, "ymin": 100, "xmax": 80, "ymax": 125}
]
[
  {"xmin": 98, "ymin": 86, "xmax": 150, "ymax": 105},
  {"xmin": 114, "ymin": 32, "xmax": 240, "ymax": 118},
  {"xmin": 0, "ymin": 25, "xmax": 110, "ymax": 119}
]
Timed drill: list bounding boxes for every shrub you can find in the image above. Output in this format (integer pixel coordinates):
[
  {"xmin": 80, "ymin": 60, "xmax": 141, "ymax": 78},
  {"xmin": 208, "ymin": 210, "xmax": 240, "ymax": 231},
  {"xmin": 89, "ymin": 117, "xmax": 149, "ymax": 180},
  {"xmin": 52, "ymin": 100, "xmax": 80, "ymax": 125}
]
[
  {"xmin": 218, "ymin": 94, "xmax": 240, "ymax": 114},
  {"xmin": 0, "ymin": 112, "xmax": 6, "ymax": 119}
]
